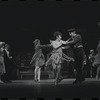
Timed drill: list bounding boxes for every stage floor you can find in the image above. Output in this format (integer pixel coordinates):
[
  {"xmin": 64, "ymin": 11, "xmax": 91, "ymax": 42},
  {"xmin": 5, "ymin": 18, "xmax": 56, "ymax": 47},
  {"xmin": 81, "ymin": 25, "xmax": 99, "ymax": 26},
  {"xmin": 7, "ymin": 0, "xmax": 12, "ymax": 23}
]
[{"xmin": 0, "ymin": 78, "xmax": 100, "ymax": 99}]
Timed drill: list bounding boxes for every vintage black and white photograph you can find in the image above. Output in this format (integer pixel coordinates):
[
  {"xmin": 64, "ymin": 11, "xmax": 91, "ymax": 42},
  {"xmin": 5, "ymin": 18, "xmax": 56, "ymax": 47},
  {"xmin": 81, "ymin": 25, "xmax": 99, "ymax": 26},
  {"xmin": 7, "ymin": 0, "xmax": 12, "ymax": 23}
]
[{"xmin": 0, "ymin": 0, "xmax": 100, "ymax": 99}]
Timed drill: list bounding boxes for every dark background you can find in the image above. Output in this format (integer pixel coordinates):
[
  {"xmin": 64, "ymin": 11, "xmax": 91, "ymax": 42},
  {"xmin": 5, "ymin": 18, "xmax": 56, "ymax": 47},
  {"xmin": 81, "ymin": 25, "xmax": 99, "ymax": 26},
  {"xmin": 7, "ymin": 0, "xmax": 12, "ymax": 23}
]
[{"xmin": 0, "ymin": 0, "xmax": 100, "ymax": 55}]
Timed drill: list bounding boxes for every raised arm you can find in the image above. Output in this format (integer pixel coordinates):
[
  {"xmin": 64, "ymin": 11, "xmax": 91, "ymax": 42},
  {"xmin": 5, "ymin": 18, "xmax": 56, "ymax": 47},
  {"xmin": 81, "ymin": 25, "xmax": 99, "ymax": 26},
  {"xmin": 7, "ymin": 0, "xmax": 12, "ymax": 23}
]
[
  {"xmin": 5, "ymin": 49, "xmax": 12, "ymax": 59},
  {"xmin": 61, "ymin": 40, "xmax": 67, "ymax": 44},
  {"xmin": 62, "ymin": 46, "xmax": 70, "ymax": 50},
  {"xmin": 66, "ymin": 35, "xmax": 81, "ymax": 45},
  {"xmin": 38, "ymin": 44, "xmax": 52, "ymax": 49}
]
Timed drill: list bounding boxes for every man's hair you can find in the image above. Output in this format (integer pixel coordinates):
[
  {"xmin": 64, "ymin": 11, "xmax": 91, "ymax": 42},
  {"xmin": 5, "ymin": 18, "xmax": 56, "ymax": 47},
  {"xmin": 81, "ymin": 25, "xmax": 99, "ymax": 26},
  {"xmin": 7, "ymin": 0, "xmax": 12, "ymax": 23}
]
[{"xmin": 53, "ymin": 31, "xmax": 62, "ymax": 37}]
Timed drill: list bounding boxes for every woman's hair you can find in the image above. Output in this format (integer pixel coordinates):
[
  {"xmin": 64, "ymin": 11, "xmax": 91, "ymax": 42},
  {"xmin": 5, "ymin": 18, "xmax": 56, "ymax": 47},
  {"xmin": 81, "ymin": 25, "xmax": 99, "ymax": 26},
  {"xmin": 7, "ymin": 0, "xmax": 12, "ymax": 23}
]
[
  {"xmin": 33, "ymin": 39, "xmax": 40, "ymax": 48},
  {"xmin": 53, "ymin": 31, "xmax": 62, "ymax": 38},
  {"xmin": 5, "ymin": 44, "xmax": 10, "ymax": 49},
  {"xmin": 0, "ymin": 42, "xmax": 5, "ymax": 49}
]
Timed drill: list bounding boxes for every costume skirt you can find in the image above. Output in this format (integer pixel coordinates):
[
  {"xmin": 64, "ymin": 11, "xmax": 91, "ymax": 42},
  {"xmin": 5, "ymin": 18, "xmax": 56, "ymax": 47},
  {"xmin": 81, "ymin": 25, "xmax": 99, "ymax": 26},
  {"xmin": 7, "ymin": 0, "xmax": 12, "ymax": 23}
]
[
  {"xmin": 93, "ymin": 53, "xmax": 100, "ymax": 66},
  {"xmin": 0, "ymin": 56, "xmax": 6, "ymax": 74}
]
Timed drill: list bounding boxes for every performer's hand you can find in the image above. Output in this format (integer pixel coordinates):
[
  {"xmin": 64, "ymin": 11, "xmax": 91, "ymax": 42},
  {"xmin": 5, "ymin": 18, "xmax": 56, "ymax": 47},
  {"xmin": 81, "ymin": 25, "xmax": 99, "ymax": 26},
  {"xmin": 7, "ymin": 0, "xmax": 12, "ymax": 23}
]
[
  {"xmin": 71, "ymin": 58, "xmax": 75, "ymax": 62},
  {"xmin": 9, "ymin": 56, "xmax": 12, "ymax": 59},
  {"xmin": 64, "ymin": 46, "xmax": 70, "ymax": 49},
  {"xmin": 66, "ymin": 40, "xmax": 69, "ymax": 42},
  {"xmin": 65, "ymin": 41, "xmax": 69, "ymax": 45},
  {"xmin": 62, "ymin": 47, "xmax": 65, "ymax": 49},
  {"xmin": 67, "ymin": 60, "xmax": 71, "ymax": 62},
  {"xmin": 83, "ymin": 61, "xmax": 86, "ymax": 64}
]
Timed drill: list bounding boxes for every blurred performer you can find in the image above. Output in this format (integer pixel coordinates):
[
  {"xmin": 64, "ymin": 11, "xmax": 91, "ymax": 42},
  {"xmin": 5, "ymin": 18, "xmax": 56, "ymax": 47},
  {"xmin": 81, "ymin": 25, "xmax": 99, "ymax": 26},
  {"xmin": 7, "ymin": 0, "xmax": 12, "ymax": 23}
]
[
  {"xmin": 82, "ymin": 51, "xmax": 87, "ymax": 78},
  {"xmin": 0, "ymin": 42, "xmax": 6, "ymax": 83},
  {"xmin": 45, "ymin": 31, "xmax": 74, "ymax": 85},
  {"xmin": 2, "ymin": 44, "xmax": 13, "ymax": 82},
  {"xmin": 66, "ymin": 28, "xmax": 85, "ymax": 84},
  {"xmin": 92, "ymin": 38, "xmax": 100, "ymax": 81},
  {"xmin": 88, "ymin": 49, "xmax": 95, "ymax": 77},
  {"xmin": 30, "ymin": 39, "xmax": 45, "ymax": 82}
]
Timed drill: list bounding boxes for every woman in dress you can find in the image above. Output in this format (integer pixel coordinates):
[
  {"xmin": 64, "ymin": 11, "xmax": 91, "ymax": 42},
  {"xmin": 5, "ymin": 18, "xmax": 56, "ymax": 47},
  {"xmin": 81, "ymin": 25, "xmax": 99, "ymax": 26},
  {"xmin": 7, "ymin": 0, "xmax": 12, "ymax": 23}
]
[
  {"xmin": 88, "ymin": 49, "xmax": 95, "ymax": 77},
  {"xmin": 2, "ymin": 44, "xmax": 13, "ymax": 82},
  {"xmin": 45, "ymin": 31, "xmax": 74, "ymax": 85},
  {"xmin": 30, "ymin": 39, "xmax": 45, "ymax": 82},
  {"xmin": 92, "ymin": 38, "xmax": 100, "ymax": 81},
  {"xmin": 0, "ymin": 42, "xmax": 6, "ymax": 83}
]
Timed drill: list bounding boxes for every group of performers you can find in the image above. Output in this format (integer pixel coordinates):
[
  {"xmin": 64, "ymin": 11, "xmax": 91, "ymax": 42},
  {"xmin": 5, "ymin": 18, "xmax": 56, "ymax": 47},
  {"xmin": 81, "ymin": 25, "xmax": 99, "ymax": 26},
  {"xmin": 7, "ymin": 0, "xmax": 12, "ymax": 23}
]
[
  {"xmin": 30, "ymin": 28, "xmax": 86, "ymax": 85},
  {"xmin": 0, "ymin": 28, "xmax": 100, "ymax": 85}
]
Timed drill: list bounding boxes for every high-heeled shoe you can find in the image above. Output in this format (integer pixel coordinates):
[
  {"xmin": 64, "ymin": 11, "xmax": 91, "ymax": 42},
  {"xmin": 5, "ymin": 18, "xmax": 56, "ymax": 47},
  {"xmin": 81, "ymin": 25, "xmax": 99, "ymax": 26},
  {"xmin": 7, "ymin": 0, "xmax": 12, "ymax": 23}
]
[
  {"xmin": 55, "ymin": 79, "xmax": 58, "ymax": 85},
  {"xmin": 96, "ymin": 75, "xmax": 99, "ymax": 81},
  {"xmin": 58, "ymin": 77, "xmax": 63, "ymax": 82}
]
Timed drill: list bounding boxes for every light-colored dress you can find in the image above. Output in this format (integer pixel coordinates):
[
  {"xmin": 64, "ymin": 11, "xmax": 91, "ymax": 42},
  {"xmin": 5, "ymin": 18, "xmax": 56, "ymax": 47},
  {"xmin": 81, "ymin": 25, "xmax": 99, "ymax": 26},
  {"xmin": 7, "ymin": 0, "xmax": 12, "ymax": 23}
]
[
  {"xmin": 93, "ymin": 43, "xmax": 100, "ymax": 66},
  {"xmin": 30, "ymin": 40, "xmax": 45, "ymax": 68},
  {"xmin": 46, "ymin": 40, "xmax": 73, "ymax": 69},
  {"xmin": 35, "ymin": 51, "xmax": 45, "ymax": 67},
  {"xmin": 0, "ymin": 49, "xmax": 6, "ymax": 74}
]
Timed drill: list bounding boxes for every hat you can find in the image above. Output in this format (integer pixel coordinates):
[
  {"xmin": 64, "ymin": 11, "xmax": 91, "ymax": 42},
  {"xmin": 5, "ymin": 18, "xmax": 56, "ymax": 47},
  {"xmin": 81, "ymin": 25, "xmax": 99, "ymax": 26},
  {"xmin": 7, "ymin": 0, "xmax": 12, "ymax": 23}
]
[{"xmin": 67, "ymin": 28, "xmax": 76, "ymax": 32}]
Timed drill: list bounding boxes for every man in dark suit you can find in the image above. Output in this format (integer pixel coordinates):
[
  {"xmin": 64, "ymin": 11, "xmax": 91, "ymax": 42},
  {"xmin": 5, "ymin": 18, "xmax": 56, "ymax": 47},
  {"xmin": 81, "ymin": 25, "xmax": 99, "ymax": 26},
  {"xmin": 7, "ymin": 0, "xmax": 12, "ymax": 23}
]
[
  {"xmin": 1, "ymin": 44, "xmax": 17, "ymax": 82},
  {"xmin": 66, "ymin": 28, "xmax": 85, "ymax": 84}
]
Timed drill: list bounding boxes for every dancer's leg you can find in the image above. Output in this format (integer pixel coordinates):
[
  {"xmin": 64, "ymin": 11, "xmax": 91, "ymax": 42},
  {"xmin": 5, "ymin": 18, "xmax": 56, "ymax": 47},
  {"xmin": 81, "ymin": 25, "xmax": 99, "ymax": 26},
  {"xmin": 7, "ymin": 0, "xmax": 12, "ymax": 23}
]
[
  {"xmin": 96, "ymin": 65, "xmax": 100, "ymax": 81},
  {"xmin": 37, "ymin": 67, "xmax": 41, "ymax": 82},
  {"xmin": 55, "ymin": 64, "xmax": 61, "ymax": 85},
  {"xmin": 34, "ymin": 66, "xmax": 39, "ymax": 81},
  {"xmin": 0, "ymin": 73, "xmax": 4, "ymax": 83}
]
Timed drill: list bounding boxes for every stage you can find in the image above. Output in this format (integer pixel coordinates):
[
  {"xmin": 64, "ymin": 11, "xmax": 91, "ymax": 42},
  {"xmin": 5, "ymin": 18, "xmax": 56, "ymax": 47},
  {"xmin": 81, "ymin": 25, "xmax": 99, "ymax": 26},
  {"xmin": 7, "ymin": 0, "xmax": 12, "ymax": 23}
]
[{"xmin": 0, "ymin": 78, "xmax": 100, "ymax": 99}]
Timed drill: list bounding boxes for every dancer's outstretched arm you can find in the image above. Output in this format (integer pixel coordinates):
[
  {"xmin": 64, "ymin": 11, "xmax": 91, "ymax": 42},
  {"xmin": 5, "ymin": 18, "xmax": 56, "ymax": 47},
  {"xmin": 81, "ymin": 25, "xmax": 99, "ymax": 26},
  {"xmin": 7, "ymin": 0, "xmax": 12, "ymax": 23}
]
[
  {"xmin": 62, "ymin": 46, "xmax": 70, "ymax": 50},
  {"xmin": 61, "ymin": 40, "xmax": 67, "ymax": 44},
  {"xmin": 65, "ymin": 35, "xmax": 81, "ymax": 45},
  {"xmin": 61, "ymin": 57, "xmax": 71, "ymax": 62},
  {"xmin": 39, "ymin": 44, "xmax": 52, "ymax": 49}
]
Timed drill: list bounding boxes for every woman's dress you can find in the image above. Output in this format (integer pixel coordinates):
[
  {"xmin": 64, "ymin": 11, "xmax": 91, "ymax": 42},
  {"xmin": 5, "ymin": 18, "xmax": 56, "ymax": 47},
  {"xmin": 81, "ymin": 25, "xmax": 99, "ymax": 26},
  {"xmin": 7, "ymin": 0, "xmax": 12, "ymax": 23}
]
[
  {"xmin": 93, "ymin": 43, "xmax": 100, "ymax": 66},
  {"xmin": 0, "ymin": 49, "xmax": 5, "ymax": 74}
]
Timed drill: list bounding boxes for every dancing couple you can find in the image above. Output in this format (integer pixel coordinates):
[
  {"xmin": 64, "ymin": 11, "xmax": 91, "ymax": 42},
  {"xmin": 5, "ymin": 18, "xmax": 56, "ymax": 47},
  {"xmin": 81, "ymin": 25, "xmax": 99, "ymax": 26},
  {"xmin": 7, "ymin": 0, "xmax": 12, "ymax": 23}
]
[
  {"xmin": 30, "ymin": 31, "xmax": 74, "ymax": 85},
  {"xmin": 31, "ymin": 28, "xmax": 85, "ymax": 85}
]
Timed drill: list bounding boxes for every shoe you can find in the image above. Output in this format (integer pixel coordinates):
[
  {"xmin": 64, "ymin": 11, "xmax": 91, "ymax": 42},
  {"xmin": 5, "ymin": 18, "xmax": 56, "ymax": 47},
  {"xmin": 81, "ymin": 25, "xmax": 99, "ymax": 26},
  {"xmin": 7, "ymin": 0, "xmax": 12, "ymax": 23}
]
[
  {"xmin": 73, "ymin": 80, "xmax": 77, "ymax": 84},
  {"xmin": 96, "ymin": 76, "xmax": 99, "ymax": 81},
  {"xmin": 73, "ymin": 80, "xmax": 81, "ymax": 85},
  {"xmin": 58, "ymin": 77, "xmax": 63, "ymax": 82},
  {"xmin": 37, "ymin": 80, "xmax": 40, "ymax": 82},
  {"xmin": 0, "ymin": 80, "xmax": 4, "ymax": 84},
  {"xmin": 34, "ymin": 79, "xmax": 38, "ymax": 82},
  {"xmin": 55, "ymin": 79, "xmax": 58, "ymax": 85},
  {"xmin": 79, "ymin": 78, "xmax": 85, "ymax": 83}
]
